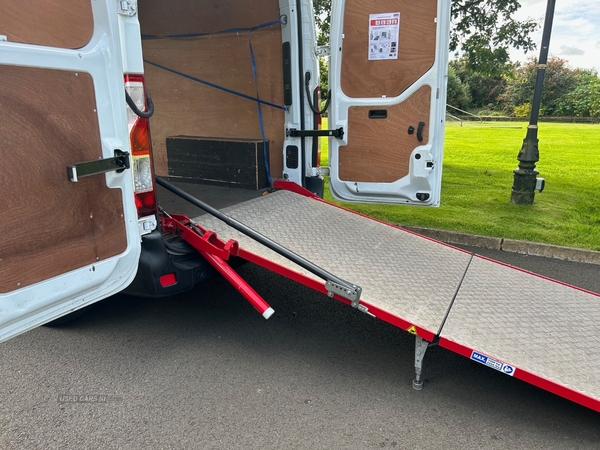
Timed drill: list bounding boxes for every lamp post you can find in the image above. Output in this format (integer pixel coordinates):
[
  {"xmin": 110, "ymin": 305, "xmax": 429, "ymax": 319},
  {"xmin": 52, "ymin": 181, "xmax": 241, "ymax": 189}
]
[{"xmin": 510, "ymin": 0, "xmax": 556, "ymax": 205}]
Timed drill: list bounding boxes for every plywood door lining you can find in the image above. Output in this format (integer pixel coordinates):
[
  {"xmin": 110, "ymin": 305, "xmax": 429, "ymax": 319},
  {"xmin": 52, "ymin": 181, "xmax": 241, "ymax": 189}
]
[
  {"xmin": 143, "ymin": 30, "xmax": 285, "ymax": 178},
  {"xmin": 339, "ymin": 85, "xmax": 431, "ymax": 182},
  {"xmin": 139, "ymin": 0, "xmax": 281, "ymax": 37},
  {"xmin": 341, "ymin": 0, "xmax": 437, "ymax": 98},
  {"xmin": 0, "ymin": 0, "xmax": 94, "ymax": 49},
  {"xmin": 0, "ymin": 66, "xmax": 126, "ymax": 293}
]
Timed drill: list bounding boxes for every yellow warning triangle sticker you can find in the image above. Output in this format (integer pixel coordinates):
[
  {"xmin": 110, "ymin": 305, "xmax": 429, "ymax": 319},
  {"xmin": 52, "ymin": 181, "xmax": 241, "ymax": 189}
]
[{"xmin": 406, "ymin": 325, "xmax": 417, "ymax": 335}]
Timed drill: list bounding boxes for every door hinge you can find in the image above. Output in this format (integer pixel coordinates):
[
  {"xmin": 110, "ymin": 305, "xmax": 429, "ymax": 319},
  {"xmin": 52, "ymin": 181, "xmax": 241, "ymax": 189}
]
[
  {"xmin": 286, "ymin": 128, "xmax": 344, "ymax": 139},
  {"xmin": 307, "ymin": 166, "xmax": 330, "ymax": 177},
  {"xmin": 118, "ymin": 0, "xmax": 137, "ymax": 16},
  {"xmin": 316, "ymin": 46, "xmax": 331, "ymax": 57},
  {"xmin": 68, "ymin": 150, "xmax": 130, "ymax": 182}
]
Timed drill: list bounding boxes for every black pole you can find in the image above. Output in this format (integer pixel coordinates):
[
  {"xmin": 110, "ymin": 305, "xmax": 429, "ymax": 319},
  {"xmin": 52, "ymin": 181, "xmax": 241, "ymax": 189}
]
[{"xmin": 510, "ymin": 0, "xmax": 556, "ymax": 205}]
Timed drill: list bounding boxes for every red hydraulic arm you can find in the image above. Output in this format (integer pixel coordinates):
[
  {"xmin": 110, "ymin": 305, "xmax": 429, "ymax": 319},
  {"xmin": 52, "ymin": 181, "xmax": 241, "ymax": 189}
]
[{"xmin": 161, "ymin": 214, "xmax": 274, "ymax": 319}]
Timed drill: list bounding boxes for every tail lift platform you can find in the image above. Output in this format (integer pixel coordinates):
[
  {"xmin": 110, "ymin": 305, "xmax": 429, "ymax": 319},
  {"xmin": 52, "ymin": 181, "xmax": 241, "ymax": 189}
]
[{"xmin": 158, "ymin": 178, "xmax": 600, "ymax": 413}]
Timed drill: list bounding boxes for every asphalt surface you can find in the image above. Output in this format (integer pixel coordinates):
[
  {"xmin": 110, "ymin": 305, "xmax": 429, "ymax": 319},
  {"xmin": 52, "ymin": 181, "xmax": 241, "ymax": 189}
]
[
  {"xmin": 1, "ymin": 243, "xmax": 599, "ymax": 449},
  {"xmin": 2, "ymin": 183, "xmax": 599, "ymax": 448}
]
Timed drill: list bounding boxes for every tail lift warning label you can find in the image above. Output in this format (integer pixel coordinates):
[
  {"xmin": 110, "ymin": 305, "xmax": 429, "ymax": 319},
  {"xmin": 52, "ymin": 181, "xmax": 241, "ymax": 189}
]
[{"xmin": 368, "ymin": 12, "xmax": 400, "ymax": 60}]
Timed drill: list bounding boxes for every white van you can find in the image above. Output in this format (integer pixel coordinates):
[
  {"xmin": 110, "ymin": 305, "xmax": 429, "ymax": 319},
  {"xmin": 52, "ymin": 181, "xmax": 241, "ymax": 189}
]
[{"xmin": 0, "ymin": 0, "xmax": 450, "ymax": 341}]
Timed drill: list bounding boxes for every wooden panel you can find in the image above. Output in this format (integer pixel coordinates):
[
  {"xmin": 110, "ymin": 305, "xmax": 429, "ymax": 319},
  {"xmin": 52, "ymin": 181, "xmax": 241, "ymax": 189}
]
[
  {"xmin": 339, "ymin": 86, "xmax": 431, "ymax": 182},
  {"xmin": 0, "ymin": 0, "xmax": 93, "ymax": 49},
  {"xmin": 341, "ymin": 0, "xmax": 437, "ymax": 98},
  {"xmin": 0, "ymin": 66, "xmax": 126, "ymax": 293},
  {"xmin": 167, "ymin": 136, "xmax": 269, "ymax": 190},
  {"xmin": 143, "ymin": 31, "xmax": 285, "ymax": 178},
  {"xmin": 139, "ymin": 0, "xmax": 281, "ymax": 37}
]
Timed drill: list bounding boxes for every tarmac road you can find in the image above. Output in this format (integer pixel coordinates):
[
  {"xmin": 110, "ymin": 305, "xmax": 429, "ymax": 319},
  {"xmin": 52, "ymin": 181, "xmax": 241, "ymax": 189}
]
[{"xmin": 1, "ymin": 246, "xmax": 599, "ymax": 449}]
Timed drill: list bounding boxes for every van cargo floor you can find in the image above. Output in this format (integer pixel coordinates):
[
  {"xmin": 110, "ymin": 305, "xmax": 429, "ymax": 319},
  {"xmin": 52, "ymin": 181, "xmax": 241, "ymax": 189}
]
[{"xmin": 194, "ymin": 187, "xmax": 600, "ymax": 412}]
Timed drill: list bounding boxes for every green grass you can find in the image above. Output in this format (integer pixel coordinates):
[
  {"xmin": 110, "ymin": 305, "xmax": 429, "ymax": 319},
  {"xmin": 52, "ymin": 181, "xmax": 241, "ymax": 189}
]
[{"xmin": 319, "ymin": 119, "xmax": 600, "ymax": 251}]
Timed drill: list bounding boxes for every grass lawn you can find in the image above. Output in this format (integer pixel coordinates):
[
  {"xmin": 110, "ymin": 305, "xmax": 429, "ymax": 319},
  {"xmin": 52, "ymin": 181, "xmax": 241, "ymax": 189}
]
[{"xmin": 319, "ymin": 119, "xmax": 600, "ymax": 251}]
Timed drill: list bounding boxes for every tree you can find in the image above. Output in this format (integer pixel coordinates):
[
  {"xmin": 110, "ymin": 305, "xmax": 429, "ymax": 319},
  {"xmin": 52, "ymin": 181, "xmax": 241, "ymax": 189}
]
[
  {"xmin": 450, "ymin": 1, "xmax": 537, "ymax": 77},
  {"xmin": 446, "ymin": 66, "xmax": 471, "ymax": 110},
  {"xmin": 501, "ymin": 57, "xmax": 579, "ymax": 116},
  {"xmin": 450, "ymin": 58, "xmax": 507, "ymax": 110},
  {"xmin": 313, "ymin": 0, "xmax": 537, "ymax": 77},
  {"xmin": 555, "ymin": 69, "xmax": 600, "ymax": 118}
]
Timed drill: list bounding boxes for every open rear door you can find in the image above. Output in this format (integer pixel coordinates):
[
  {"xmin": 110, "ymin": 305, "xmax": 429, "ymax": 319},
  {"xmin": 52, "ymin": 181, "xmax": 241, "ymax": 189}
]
[
  {"xmin": 0, "ymin": 1, "xmax": 142, "ymax": 342},
  {"xmin": 328, "ymin": 0, "xmax": 451, "ymax": 205}
]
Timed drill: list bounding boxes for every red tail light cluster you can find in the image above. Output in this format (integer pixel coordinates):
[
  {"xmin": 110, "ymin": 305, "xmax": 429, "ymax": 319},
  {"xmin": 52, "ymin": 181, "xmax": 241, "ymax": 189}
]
[{"xmin": 124, "ymin": 74, "xmax": 157, "ymax": 218}]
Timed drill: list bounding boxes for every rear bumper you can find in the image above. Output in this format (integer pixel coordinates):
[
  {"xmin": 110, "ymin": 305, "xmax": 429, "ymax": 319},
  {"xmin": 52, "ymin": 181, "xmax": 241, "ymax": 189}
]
[{"xmin": 123, "ymin": 229, "xmax": 218, "ymax": 298}]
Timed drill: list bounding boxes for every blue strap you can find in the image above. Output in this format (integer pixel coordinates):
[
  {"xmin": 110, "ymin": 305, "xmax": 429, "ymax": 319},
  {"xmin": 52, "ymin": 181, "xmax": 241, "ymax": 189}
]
[
  {"xmin": 248, "ymin": 31, "xmax": 273, "ymax": 186},
  {"xmin": 143, "ymin": 59, "xmax": 286, "ymax": 112},
  {"xmin": 142, "ymin": 18, "xmax": 283, "ymax": 40}
]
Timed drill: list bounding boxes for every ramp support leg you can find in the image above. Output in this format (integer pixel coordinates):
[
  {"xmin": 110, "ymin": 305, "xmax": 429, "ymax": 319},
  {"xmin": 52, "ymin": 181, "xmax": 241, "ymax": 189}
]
[{"xmin": 412, "ymin": 336, "xmax": 430, "ymax": 391}]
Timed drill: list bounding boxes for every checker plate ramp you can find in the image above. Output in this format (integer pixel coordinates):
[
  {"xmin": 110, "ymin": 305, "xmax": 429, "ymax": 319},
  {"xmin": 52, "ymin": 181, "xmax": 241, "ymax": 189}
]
[{"xmin": 195, "ymin": 190, "xmax": 600, "ymax": 412}]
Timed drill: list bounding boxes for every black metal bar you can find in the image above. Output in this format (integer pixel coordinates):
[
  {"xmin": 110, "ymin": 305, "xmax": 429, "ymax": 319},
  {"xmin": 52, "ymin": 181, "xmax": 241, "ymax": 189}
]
[
  {"xmin": 155, "ymin": 176, "xmax": 361, "ymax": 300},
  {"xmin": 286, "ymin": 128, "xmax": 344, "ymax": 139},
  {"xmin": 68, "ymin": 150, "xmax": 129, "ymax": 182}
]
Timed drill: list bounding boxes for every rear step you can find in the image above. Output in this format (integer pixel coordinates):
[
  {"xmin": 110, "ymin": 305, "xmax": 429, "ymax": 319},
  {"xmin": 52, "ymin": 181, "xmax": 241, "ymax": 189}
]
[{"xmin": 158, "ymin": 177, "xmax": 600, "ymax": 413}]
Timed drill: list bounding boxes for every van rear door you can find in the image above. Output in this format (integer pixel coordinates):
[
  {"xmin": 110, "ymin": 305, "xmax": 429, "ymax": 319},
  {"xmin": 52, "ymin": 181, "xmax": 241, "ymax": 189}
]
[
  {"xmin": 328, "ymin": 0, "xmax": 451, "ymax": 205},
  {"xmin": 0, "ymin": 1, "xmax": 141, "ymax": 342}
]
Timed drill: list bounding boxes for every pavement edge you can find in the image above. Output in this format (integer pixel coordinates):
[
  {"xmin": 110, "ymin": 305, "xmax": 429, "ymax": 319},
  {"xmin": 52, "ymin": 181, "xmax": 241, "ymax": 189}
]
[{"xmin": 402, "ymin": 226, "xmax": 600, "ymax": 266}]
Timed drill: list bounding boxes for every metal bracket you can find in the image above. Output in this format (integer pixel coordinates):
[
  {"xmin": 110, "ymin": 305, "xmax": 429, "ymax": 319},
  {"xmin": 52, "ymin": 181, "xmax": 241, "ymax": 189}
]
[
  {"xmin": 307, "ymin": 166, "xmax": 331, "ymax": 177},
  {"xmin": 68, "ymin": 150, "xmax": 130, "ymax": 182},
  {"xmin": 286, "ymin": 128, "xmax": 344, "ymax": 139},
  {"xmin": 326, "ymin": 280, "xmax": 362, "ymax": 307},
  {"xmin": 118, "ymin": 0, "xmax": 137, "ymax": 16},
  {"xmin": 412, "ymin": 336, "xmax": 430, "ymax": 390},
  {"xmin": 317, "ymin": 166, "xmax": 331, "ymax": 177},
  {"xmin": 316, "ymin": 46, "xmax": 331, "ymax": 57},
  {"xmin": 357, "ymin": 304, "xmax": 375, "ymax": 317}
]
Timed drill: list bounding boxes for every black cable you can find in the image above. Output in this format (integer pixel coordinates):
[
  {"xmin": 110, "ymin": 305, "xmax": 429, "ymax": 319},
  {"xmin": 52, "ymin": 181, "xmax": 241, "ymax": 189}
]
[
  {"xmin": 125, "ymin": 88, "xmax": 155, "ymax": 119},
  {"xmin": 304, "ymin": 71, "xmax": 330, "ymax": 115}
]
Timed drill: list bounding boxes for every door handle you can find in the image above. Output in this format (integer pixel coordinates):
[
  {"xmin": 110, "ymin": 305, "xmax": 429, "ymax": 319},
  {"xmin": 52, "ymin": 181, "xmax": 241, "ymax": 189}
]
[{"xmin": 417, "ymin": 121, "xmax": 425, "ymax": 142}]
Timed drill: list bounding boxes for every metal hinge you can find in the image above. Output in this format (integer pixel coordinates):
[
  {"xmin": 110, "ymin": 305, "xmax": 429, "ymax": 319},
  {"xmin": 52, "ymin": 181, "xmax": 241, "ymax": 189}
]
[
  {"xmin": 68, "ymin": 150, "xmax": 130, "ymax": 182},
  {"xmin": 316, "ymin": 46, "xmax": 331, "ymax": 57},
  {"xmin": 307, "ymin": 166, "xmax": 330, "ymax": 177},
  {"xmin": 286, "ymin": 128, "xmax": 344, "ymax": 139},
  {"xmin": 118, "ymin": 0, "xmax": 137, "ymax": 16}
]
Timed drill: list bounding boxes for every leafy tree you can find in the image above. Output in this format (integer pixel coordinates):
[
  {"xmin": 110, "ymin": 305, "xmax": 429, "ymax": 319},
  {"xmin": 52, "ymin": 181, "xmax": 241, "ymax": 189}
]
[
  {"xmin": 500, "ymin": 57, "xmax": 578, "ymax": 116},
  {"xmin": 446, "ymin": 66, "xmax": 471, "ymax": 110},
  {"xmin": 318, "ymin": 55, "xmax": 329, "ymax": 96},
  {"xmin": 449, "ymin": 1, "xmax": 537, "ymax": 77},
  {"xmin": 450, "ymin": 58, "xmax": 507, "ymax": 110},
  {"xmin": 312, "ymin": 0, "xmax": 537, "ymax": 77},
  {"xmin": 555, "ymin": 69, "xmax": 600, "ymax": 118}
]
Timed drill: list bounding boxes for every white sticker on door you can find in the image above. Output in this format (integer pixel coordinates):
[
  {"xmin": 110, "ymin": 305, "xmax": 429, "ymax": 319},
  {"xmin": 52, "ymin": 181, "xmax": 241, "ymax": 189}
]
[{"xmin": 368, "ymin": 12, "xmax": 400, "ymax": 60}]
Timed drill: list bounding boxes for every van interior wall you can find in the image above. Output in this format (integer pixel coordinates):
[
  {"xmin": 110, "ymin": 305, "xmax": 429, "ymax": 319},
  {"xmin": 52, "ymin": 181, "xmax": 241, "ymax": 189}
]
[
  {"xmin": 0, "ymin": 0, "xmax": 94, "ymax": 49},
  {"xmin": 139, "ymin": 0, "xmax": 284, "ymax": 180}
]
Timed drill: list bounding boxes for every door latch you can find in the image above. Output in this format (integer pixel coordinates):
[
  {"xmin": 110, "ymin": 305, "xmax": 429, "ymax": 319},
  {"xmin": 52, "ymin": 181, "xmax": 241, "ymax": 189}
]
[{"xmin": 68, "ymin": 150, "xmax": 130, "ymax": 182}]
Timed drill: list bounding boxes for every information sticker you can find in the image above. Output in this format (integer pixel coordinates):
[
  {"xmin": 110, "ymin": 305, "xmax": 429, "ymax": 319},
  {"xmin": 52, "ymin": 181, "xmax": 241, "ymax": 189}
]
[
  {"xmin": 470, "ymin": 351, "xmax": 516, "ymax": 377},
  {"xmin": 368, "ymin": 12, "xmax": 400, "ymax": 60}
]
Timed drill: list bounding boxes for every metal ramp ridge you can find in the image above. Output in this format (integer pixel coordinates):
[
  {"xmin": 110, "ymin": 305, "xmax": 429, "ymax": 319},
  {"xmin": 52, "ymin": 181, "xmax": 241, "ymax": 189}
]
[{"xmin": 191, "ymin": 182, "xmax": 600, "ymax": 413}]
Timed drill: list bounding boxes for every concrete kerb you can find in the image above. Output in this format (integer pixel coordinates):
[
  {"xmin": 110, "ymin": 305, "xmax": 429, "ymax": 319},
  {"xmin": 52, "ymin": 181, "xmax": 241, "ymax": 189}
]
[{"xmin": 402, "ymin": 226, "xmax": 600, "ymax": 266}]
